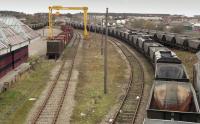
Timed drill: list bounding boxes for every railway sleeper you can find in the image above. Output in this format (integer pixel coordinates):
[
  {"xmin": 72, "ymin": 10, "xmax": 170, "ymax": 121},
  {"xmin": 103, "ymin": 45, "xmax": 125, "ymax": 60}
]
[
  {"xmin": 129, "ymin": 83, "xmax": 142, "ymax": 87},
  {"xmin": 125, "ymin": 97, "xmax": 140, "ymax": 102},
  {"xmin": 116, "ymin": 117, "xmax": 133, "ymax": 123},
  {"xmin": 125, "ymin": 93, "xmax": 140, "ymax": 98},
  {"xmin": 131, "ymin": 84, "xmax": 143, "ymax": 88},
  {"xmin": 118, "ymin": 113, "xmax": 135, "ymax": 118},
  {"xmin": 128, "ymin": 90, "xmax": 141, "ymax": 94},
  {"xmin": 122, "ymin": 107, "xmax": 137, "ymax": 111},
  {"xmin": 130, "ymin": 86, "xmax": 142, "ymax": 90},
  {"xmin": 118, "ymin": 115, "xmax": 134, "ymax": 119},
  {"xmin": 120, "ymin": 110, "xmax": 136, "ymax": 113},
  {"xmin": 122, "ymin": 105, "xmax": 137, "ymax": 110},
  {"xmin": 123, "ymin": 101, "xmax": 137, "ymax": 104}
]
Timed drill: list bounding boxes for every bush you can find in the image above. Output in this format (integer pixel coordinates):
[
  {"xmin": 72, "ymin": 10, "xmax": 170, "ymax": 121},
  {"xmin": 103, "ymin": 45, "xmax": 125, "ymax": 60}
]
[
  {"xmin": 170, "ymin": 25, "xmax": 184, "ymax": 33},
  {"xmin": 156, "ymin": 24, "xmax": 165, "ymax": 31},
  {"xmin": 131, "ymin": 19, "xmax": 145, "ymax": 28},
  {"xmin": 130, "ymin": 19, "xmax": 157, "ymax": 30}
]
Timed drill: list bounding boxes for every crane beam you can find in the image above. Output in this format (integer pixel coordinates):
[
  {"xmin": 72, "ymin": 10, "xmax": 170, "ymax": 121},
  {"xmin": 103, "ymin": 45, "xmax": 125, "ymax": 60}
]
[
  {"xmin": 48, "ymin": 6, "xmax": 88, "ymax": 39},
  {"xmin": 50, "ymin": 6, "xmax": 88, "ymax": 11}
]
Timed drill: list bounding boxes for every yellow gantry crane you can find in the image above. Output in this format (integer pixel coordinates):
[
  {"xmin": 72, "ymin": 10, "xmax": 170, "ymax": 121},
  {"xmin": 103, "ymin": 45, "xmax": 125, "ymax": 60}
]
[{"xmin": 48, "ymin": 6, "xmax": 89, "ymax": 39}]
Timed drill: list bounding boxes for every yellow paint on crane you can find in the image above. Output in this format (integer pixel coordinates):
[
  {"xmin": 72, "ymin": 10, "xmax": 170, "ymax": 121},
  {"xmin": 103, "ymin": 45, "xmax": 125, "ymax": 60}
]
[{"xmin": 48, "ymin": 6, "xmax": 89, "ymax": 39}]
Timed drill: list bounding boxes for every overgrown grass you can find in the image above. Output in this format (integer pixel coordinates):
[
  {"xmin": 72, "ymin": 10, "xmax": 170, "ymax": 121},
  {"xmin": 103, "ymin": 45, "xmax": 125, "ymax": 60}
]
[
  {"xmin": 0, "ymin": 59, "xmax": 55, "ymax": 124},
  {"xmin": 70, "ymin": 34, "xmax": 128, "ymax": 124}
]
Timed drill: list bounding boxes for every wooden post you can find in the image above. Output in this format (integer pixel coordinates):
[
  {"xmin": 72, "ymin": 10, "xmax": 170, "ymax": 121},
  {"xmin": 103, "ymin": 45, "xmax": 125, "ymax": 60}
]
[{"xmin": 104, "ymin": 8, "xmax": 108, "ymax": 94}]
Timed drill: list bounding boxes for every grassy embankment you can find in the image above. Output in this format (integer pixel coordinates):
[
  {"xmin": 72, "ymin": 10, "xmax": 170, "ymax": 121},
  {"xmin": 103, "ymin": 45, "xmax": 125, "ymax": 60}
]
[
  {"xmin": 0, "ymin": 57, "xmax": 55, "ymax": 124},
  {"xmin": 71, "ymin": 33, "xmax": 128, "ymax": 124}
]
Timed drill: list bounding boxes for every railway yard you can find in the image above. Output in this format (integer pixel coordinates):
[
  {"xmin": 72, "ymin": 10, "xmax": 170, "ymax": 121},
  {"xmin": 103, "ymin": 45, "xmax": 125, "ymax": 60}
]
[{"xmin": 0, "ymin": 2, "xmax": 200, "ymax": 124}]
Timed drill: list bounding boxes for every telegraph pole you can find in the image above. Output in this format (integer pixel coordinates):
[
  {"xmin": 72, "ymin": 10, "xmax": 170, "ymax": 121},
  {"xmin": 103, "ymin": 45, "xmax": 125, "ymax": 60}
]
[
  {"xmin": 101, "ymin": 18, "xmax": 104, "ymax": 55},
  {"xmin": 94, "ymin": 14, "xmax": 97, "ymax": 43},
  {"xmin": 104, "ymin": 8, "xmax": 108, "ymax": 94}
]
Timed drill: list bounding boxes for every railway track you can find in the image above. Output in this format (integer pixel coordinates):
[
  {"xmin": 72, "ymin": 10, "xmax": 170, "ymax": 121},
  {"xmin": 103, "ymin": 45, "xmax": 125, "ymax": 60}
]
[
  {"xmin": 31, "ymin": 32, "xmax": 81, "ymax": 124},
  {"xmin": 110, "ymin": 38, "xmax": 145, "ymax": 124}
]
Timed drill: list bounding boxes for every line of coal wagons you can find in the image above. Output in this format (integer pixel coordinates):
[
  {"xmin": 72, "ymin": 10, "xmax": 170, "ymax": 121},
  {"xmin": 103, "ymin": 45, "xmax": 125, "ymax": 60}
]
[{"xmin": 71, "ymin": 22, "xmax": 200, "ymax": 124}]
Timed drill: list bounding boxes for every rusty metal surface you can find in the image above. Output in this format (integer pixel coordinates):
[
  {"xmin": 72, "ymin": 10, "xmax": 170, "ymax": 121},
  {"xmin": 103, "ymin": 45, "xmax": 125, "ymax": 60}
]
[
  {"xmin": 154, "ymin": 81, "xmax": 192, "ymax": 111},
  {"xmin": 146, "ymin": 81, "xmax": 200, "ymax": 122}
]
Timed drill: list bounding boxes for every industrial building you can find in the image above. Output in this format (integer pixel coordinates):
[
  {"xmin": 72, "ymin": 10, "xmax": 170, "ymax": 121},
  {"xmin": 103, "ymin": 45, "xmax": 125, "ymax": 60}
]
[{"xmin": 0, "ymin": 16, "xmax": 40, "ymax": 78}]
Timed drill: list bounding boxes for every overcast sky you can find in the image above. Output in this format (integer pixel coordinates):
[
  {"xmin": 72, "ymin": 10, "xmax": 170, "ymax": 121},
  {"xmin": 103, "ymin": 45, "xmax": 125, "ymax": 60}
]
[{"xmin": 0, "ymin": 0, "xmax": 199, "ymax": 16}]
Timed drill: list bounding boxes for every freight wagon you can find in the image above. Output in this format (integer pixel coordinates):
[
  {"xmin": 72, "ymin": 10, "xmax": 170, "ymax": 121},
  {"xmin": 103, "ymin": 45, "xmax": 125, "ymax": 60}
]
[
  {"xmin": 143, "ymin": 119, "xmax": 199, "ymax": 124},
  {"xmin": 149, "ymin": 31, "xmax": 200, "ymax": 53},
  {"xmin": 46, "ymin": 25, "xmax": 74, "ymax": 59},
  {"xmin": 47, "ymin": 40, "xmax": 64, "ymax": 59},
  {"xmin": 146, "ymin": 81, "xmax": 200, "ymax": 123},
  {"xmin": 193, "ymin": 62, "xmax": 200, "ymax": 105}
]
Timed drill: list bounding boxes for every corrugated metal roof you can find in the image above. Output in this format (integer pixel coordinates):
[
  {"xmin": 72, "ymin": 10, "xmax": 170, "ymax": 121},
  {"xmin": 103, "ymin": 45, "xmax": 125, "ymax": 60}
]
[
  {"xmin": 0, "ymin": 21, "xmax": 26, "ymax": 46},
  {"xmin": 0, "ymin": 16, "xmax": 41, "ymax": 55},
  {"xmin": 0, "ymin": 16, "xmax": 40, "ymax": 40}
]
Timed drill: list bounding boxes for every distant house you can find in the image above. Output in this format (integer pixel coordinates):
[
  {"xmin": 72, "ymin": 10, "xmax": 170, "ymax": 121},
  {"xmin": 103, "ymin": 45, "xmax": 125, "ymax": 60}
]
[
  {"xmin": 182, "ymin": 22, "xmax": 193, "ymax": 31},
  {"xmin": 132, "ymin": 16, "xmax": 162, "ymax": 21},
  {"xmin": 116, "ymin": 19, "xmax": 126, "ymax": 25},
  {"xmin": 193, "ymin": 23, "xmax": 200, "ymax": 32}
]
